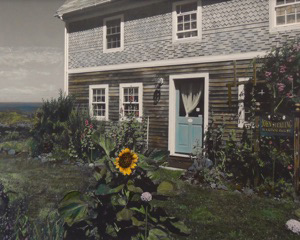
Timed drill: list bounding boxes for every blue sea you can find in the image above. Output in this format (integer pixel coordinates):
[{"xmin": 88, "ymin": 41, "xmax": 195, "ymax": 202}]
[{"xmin": 0, "ymin": 102, "xmax": 42, "ymax": 113}]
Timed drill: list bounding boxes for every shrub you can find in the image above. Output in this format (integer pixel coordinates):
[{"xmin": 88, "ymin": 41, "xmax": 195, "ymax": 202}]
[{"xmin": 105, "ymin": 113, "xmax": 148, "ymax": 154}]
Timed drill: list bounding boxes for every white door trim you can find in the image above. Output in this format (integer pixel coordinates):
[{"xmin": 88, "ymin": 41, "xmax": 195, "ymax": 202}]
[{"xmin": 168, "ymin": 73, "xmax": 209, "ymax": 156}]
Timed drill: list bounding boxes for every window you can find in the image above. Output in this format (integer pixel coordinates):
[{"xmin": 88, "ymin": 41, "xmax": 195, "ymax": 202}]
[
  {"xmin": 103, "ymin": 15, "xmax": 124, "ymax": 52},
  {"xmin": 89, "ymin": 85, "xmax": 109, "ymax": 120},
  {"xmin": 172, "ymin": 0, "xmax": 201, "ymax": 42},
  {"xmin": 270, "ymin": 0, "xmax": 300, "ymax": 31},
  {"xmin": 119, "ymin": 83, "xmax": 143, "ymax": 119}
]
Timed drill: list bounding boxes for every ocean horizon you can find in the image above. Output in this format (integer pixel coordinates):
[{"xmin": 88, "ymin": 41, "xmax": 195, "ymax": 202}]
[{"xmin": 0, "ymin": 102, "xmax": 42, "ymax": 113}]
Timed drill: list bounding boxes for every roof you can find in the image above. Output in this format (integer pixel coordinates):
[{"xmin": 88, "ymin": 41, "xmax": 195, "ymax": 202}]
[{"xmin": 56, "ymin": 0, "xmax": 116, "ymax": 18}]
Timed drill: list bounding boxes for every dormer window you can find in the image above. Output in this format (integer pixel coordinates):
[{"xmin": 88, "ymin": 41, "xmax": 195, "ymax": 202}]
[
  {"xmin": 103, "ymin": 14, "xmax": 124, "ymax": 53},
  {"xmin": 172, "ymin": 0, "xmax": 202, "ymax": 42}
]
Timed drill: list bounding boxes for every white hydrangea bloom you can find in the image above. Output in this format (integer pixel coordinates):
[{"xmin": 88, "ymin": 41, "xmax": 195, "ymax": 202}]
[
  {"xmin": 141, "ymin": 192, "xmax": 152, "ymax": 202},
  {"xmin": 286, "ymin": 219, "xmax": 300, "ymax": 235}
]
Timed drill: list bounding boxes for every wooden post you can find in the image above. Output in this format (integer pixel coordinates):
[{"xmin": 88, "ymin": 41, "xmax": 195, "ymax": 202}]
[
  {"xmin": 253, "ymin": 61, "xmax": 257, "ymax": 86},
  {"xmin": 228, "ymin": 84, "xmax": 232, "ymax": 107},
  {"xmin": 294, "ymin": 103, "xmax": 300, "ymax": 193},
  {"xmin": 254, "ymin": 102, "xmax": 261, "ymax": 153},
  {"xmin": 233, "ymin": 60, "xmax": 237, "ymax": 87}
]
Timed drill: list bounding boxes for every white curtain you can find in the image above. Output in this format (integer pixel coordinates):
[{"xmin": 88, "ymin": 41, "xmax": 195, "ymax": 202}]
[{"xmin": 180, "ymin": 80, "xmax": 202, "ymax": 117}]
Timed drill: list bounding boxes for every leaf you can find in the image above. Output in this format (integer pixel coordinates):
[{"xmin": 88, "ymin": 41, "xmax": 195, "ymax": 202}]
[
  {"xmin": 95, "ymin": 184, "xmax": 124, "ymax": 196},
  {"xmin": 157, "ymin": 181, "xmax": 175, "ymax": 196},
  {"xmin": 170, "ymin": 221, "xmax": 191, "ymax": 235},
  {"xmin": 131, "ymin": 206, "xmax": 145, "ymax": 215},
  {"xmin": 116, "ymin": 208, "xmax": 133, "ymax": 221},
  {"xmin": 127, "ymin": 180, "xmax": 143, "ymax": 193},
  {"xmin": 147, "ymin": 228, "xmax": 169, "ymax": 240},
  {"xmin": 93, "ymin": 132, "xmax": 115, "ymax": 157},
  {"xmin": 58, "ymin": 191, "xmax": 90, "ymax": 226},
  {"xmin": 131, "ymin": 216, "xmax": 145, "ymax": 226},
  {"xmin": 106, "ymin": 224, "xmax": 118, "ymax": 237},
  {"xmin": 148, "ymin": 150, "xmax": 169, "ymax": 164}
]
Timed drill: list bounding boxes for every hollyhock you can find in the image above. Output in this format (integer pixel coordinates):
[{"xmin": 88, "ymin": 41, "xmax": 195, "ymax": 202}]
[
  {"xmin": 279, "ymin": 65, "xmax": 287, "ymax": 73},
  {"xmin": 286, "ymin": 92, "xmax": 293, "ymax": 98},
  {"xmin": 265, "ymin": 71, "xmax": 272, "ymax": 78},
  {"xmin": 277, "ymin": 83, "xmax": 285, "ymax": 92},
  {"xmin": 287, "ymin": 75, "xmax": 293, "ymax": 82}
]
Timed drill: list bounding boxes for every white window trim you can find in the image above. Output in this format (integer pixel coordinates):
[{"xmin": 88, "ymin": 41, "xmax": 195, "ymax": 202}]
[
  {"xmin": 89, "ymin": 84, "xmax": 109, "ymax": 121},
  {"xmin": 172, "ymin": 0, "xmax": 202, "ymax": 43},
  {"xmin": 103, "ymin": 14, "xmax": 124, "ymax": 53},
  {"xmin": 238, "ymin": 78, "xmax": 250, "ymax": 128},
  {"xmin": 269, "ymin": 0, "xmax": 300, "ymax": 33},
  {"xmin": 119, "ymin": 83, "xmax": 143, "ymax": 120}
]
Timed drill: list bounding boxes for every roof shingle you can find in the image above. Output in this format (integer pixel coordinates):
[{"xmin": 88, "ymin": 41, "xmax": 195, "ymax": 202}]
[{"xmin": 56, "ymin": 0, "xmax": 115, "ymax": 18}]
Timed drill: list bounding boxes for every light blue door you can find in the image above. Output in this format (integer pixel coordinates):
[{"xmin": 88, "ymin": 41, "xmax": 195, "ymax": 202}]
[{"xmin": 175, "ymin": 82, "xmax": 203, "ymax": 154}]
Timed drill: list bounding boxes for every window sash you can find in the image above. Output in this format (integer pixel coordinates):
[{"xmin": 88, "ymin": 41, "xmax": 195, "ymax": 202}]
[{"xmin": 275, "ymin": 1, "xmax": 300, "ymax": 25}]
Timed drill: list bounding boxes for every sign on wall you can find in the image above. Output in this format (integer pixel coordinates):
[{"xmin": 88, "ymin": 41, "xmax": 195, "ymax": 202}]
[{"xmin": 260, "ymin": 115, "xmax": 293, "ymax": 137}]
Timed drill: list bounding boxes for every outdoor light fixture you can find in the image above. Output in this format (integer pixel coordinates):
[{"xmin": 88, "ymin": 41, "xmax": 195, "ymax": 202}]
[{"xmin": 153, "ymin": 74, "xmax": 166, "ymax": 105}]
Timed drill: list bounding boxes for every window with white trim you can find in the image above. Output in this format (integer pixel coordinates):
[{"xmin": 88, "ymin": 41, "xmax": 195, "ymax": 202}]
[
  {"xmin": 270, "ymin": 0, "xmax": 300, "ymax": 31},
  {"xmin": 275, "ymin": 0, "xmax": 300, "ymax": 25},
  {"xmin": 103, "ymin": 15, "xmax": 124, "ymax": 52},
  {"xmin": 89, "ymin": 85, "xmax": 109, "ymax": 120},
  {"xmin": 119, "ymin": 83, "xmax": 143, "ymax": 119},
  {"xmin": 172, "ymin": 0, "xmax": 201, "ymax": 42}
]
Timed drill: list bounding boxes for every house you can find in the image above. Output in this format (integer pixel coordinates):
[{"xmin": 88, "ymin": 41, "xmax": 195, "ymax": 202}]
[{"xmin": 56, "ymin": 0, "xmax": 300, "ymax": 168}]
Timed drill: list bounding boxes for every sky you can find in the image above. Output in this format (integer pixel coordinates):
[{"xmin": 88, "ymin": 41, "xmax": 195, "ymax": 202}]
[{"xmin": 0, "ymin": 0, "xmax": 65, "ymax": 102}]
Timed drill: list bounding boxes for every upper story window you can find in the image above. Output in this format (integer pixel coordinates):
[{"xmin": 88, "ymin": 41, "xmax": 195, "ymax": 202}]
[
  {"xmin": 103, "ymin": 15, "xmax": 124, "ymax": 53},
  {"xmin": 119, "ymin": 83, "xmax": 143, "ymax": 119},
  {"xmin": 276, "ymin": 0, "xmax": 300, "ymax": 25},
  {"xmin": 172, "ymin": 0, "xmax": 202, "ymax": 43},
  {"xmin": 89, "ymin": 84, "xmax": 109, "ymax": 121},
  {"xmin": 270, "ymin": 0, "xmax": 300, "ymax": 32}
]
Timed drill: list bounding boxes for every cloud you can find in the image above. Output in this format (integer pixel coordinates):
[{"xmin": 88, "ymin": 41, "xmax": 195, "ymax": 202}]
[
  {"xmin": 0, "ymin": 47, "xmax": 63, "ymax": 67},
  {"xmin": 0, "ymin": 47, "xmax": 64, "ymax": 102}
]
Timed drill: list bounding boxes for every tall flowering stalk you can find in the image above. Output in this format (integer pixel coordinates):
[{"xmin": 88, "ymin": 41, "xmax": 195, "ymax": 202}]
[{"xmin": 81, "ymin": 119, "xmax": 95, "ymax": 163}]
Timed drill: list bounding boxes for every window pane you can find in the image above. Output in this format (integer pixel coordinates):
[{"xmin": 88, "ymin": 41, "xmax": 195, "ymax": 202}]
[
  {"xmin": 178, "ymin": 16, "xmax": 183, "ymax": 23},
  {"xmin": 191, "ymin": 31, "xmax": 198, "ymax": 37},
  {"xmin": 184, "ymin": 23, "xmax": 190, "ymax": 30},
  {"xmin": 184, "ymin": 32, "xmax": 191, "ymax": 38},
  {"xmin": 178, "ymin": 24, "xmax": 183, "ymax": 31},
  {"xmin": 297, "ymin": 13, "xmax": 300, "ymax": 21},
  {"xmin": 277, "ymin": 15, "xmax": 286, "ymax": 24},
  {"xmin": 191, "ymin": 21, "xmax": 197, "ymax": 29},
  {"xmin": 286, "ymin": 5, "xmax": 296, "ymax": 14},
  {"xmin": 184, "ymin": 15, "xmax": 190, "ymax": 21},
  {"xmin": 177, "ymin": 33, "xmax": 184, "ymax": 39},
  {"xmin": 287, "ymin": 14, "xmax": 296, "ymax": 23},
  {"xmin": 276, "ymin": 7, "xmax": 286, "ymax": 15},
  {"xmin": 286, "ymin": 0, "xmax": 296, "ymax": 3},
  {"xmin": 191, "ymin": 13, "xmax": 197, "ymax": 20},
  {"xmin": 277, "ymin": 0, "xmax": 285, "ymax": 5}
]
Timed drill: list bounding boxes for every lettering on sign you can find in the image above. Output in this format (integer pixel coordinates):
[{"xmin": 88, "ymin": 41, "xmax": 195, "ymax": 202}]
[{"xmin": 260, "ymin": 116, "xmax": 293, "ymax": 137}]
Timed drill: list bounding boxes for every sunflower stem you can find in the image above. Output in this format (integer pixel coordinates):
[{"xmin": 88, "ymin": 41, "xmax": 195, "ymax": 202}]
[{"xmin": 145, "ymin": 205, "xmax": 148, "ymax": 239}]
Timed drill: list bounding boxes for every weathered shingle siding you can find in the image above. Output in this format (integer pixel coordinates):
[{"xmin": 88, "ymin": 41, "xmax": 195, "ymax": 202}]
[{"xmin": 67, "ymin": 0, "xmax": 300, "ymax": 69}]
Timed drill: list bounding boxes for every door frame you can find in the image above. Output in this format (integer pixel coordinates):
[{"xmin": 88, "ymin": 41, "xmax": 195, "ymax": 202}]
[{"xmin": 168, "ymin": 72, "xmax": 209, "ymax": 157}]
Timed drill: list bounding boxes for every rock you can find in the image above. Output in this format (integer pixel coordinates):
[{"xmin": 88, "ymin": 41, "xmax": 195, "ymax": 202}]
[
  {"xmin": 88, "ymin": 163, "xmax": 95, "ymax": 168},
  {"xmin": 295, "ymin": 209, "xmax": 300, "ymax": 219},
  {"xmin": 8, "ymin": 149, "xmax": 16, "ymax": 156},
  {"xmin": 204, "ymin": 158, "xmax": 213, "ymax": 169},
  {"xmin": 234, "ymin": 190, "xmax": 242, "ymax": 194},
  {"xmin": 286, "ymin": 219, "xmax": 300, "ymax": 235},
  {"xmin": 210, "ymin": 183, "xmax": 217, "ymax": 189},
  {"xmin": 243, "ymin": 188, "xmax": 254, "ymax": 196},
  {"xmin": 218, "ymin": 185, "xmax": 228, "ymax": 191}
]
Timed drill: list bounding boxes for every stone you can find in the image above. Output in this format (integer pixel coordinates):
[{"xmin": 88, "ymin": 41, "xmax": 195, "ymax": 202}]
[
  {"xmin": 218, "ymin": 185, "xmax": 228, "ymax": 191},
  {"xmin": 286, "ymin": 219, "xmax": 300, "ymax": 235},
  {"xmin": 204, "ymin": 158, "xmax": 213, "ymax": 169},
  {"xmin": 234, "ymin": 190, "xmax": 242, "ymax": 194},
  {"xmin": 8, "ymin": 149, "xmax": 16, "ymax": 156},
  {"xmin": 210, "ymin": 183, "xmax": 217, "ymax": 189},
  {"xmin": 243, "ymin": 188, "xmax": 254, "ymax": 196}
]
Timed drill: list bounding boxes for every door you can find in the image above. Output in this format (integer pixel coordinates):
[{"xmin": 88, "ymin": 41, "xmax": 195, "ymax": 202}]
[{"xmin": 175, "ymin": 79, "xmax": 203, "ymax": 154}]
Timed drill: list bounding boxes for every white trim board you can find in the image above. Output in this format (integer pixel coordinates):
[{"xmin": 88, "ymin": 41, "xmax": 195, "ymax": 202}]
[
  {"xmin": 68, "ymin": 51, "xmax": 267, "ymax": 74},
  {"xmin": 168, "ymin": 72, "xmax": 209, "ymax": 156},
  {"xmin": 64, "ymin": 23, "xmax": 69, "ymax": 95}
]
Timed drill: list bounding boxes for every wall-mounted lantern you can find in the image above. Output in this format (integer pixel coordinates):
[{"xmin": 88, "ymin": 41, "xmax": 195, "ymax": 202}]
[{"xmin": 153, "ymin": 74, "xmax": 166, "ymax": 105}]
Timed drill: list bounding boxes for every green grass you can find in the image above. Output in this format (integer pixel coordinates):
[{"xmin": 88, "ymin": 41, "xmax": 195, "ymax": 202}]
[
  {"xmin": 151, "ymin": 168, "xmax": 300, "ymax": 240},
  {"xmin": 1, "ymin": 158, "xmax": 300, "ymax": 239},
  {"xmin": 0, "ymin": 112, "xmax": 32, "ymax": 125},
  {"xmin": 0, "ymin": 156, "xmax": 95, "ymax": 220}
]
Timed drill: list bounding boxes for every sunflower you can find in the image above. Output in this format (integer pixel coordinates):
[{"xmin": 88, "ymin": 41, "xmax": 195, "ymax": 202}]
[{"xmin": 115, "ymin": 148, "xmax": 138, "ymax": 175}]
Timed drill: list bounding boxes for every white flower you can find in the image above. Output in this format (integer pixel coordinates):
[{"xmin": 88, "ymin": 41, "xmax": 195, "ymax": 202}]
[
  {"xmin": 141, "ymin": 192, "xmax": 152, "ymax": 202},
  {"xmin": 286, "ymin": 219, "xmax": 300, "ymax": 235}
]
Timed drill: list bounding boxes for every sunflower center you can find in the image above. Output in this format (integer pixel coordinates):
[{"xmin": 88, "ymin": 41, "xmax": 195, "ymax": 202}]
[{"xmin": 119, "ymin": 153, "xmax": 133, "ymax": 168}]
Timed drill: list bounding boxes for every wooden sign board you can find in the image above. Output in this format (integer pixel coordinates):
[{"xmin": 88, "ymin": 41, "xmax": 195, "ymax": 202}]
[{"xmin": 260, "ymin": 116, "xmax": 293, "ymax": 137}]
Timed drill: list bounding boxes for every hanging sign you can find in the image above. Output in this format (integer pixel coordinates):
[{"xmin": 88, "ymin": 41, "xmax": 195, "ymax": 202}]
[{"xmin": 260, "ymin": 115, "xmax": 293, "ymax": 137}]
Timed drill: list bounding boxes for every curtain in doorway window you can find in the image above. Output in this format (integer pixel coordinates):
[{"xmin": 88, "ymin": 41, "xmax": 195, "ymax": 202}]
[{"xmin": 180, "ymin": 80, "xmax": 202, "ymax": 117}]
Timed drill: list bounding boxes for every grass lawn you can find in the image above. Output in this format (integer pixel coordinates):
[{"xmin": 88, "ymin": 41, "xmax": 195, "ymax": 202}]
[
  {"xmin": 1, "ymin": 157, "xmax": 300, "ymax": 239},
  {"xmin": 152, "ymin": 168, "xmax": 300, "ymax": 240},
  {"xmin": 0, "ymin": 155, "xmax": 95, "ymax": 220}
]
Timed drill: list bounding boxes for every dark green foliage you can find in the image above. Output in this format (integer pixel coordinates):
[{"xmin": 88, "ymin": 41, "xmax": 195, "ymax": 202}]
[{"xmin": 58, "ymin": 144, "xmax": 189, "ymax": 240}]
